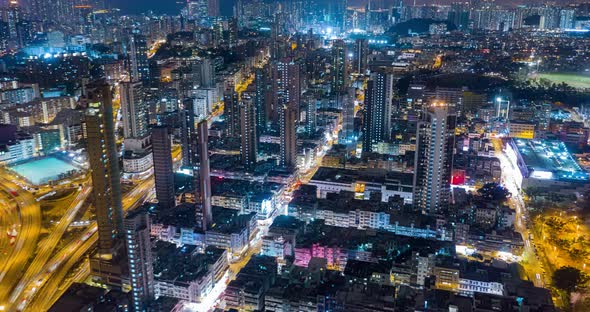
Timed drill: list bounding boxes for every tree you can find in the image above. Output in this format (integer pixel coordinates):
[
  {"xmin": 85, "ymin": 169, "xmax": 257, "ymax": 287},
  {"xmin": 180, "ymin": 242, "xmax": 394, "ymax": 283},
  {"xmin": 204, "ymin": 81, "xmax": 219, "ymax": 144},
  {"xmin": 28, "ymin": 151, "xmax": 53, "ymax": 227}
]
[
  {"xmin": 552, "ymin": 266, "xmax": 588, "ymax": 294},
  {"xmin": 477, "ymin": 183, "xmax": 511, "ymax": 202}
]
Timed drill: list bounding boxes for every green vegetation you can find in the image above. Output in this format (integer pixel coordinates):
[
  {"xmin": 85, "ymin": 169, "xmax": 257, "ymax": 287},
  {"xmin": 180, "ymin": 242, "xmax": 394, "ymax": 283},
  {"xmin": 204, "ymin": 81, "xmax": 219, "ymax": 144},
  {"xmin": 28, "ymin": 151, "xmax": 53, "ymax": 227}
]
[
  {"xmin": 552, "ymin": 266, "xmax": 589, "ymax": 311},
  {"xmin": 530, "ymin": 72, "xmax": 590, "ymax": 90}
]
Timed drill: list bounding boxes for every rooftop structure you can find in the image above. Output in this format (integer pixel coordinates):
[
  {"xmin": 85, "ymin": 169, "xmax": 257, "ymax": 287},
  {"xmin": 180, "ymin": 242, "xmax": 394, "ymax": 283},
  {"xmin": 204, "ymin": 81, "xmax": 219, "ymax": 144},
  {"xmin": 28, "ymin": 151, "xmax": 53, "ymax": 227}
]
[{"xmin": 506, "ymin": 139, "xmax": 589, "ymax": 191}]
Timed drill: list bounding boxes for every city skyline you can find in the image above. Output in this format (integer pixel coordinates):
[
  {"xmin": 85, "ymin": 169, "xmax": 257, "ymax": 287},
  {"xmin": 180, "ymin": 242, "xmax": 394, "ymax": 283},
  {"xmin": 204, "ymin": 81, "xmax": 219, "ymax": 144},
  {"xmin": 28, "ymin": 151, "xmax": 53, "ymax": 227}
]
[{"xmin": 0, "ymin": 0, "xmax": 589, "ymax": 311}]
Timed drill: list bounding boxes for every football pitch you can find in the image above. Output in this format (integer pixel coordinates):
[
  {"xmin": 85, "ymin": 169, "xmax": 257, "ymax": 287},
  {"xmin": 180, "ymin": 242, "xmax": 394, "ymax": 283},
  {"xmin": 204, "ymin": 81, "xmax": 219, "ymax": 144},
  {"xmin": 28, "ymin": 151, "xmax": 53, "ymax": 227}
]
[{"xmin": 532, "ymin": 72, "xmax": 590, "ymax": 90}]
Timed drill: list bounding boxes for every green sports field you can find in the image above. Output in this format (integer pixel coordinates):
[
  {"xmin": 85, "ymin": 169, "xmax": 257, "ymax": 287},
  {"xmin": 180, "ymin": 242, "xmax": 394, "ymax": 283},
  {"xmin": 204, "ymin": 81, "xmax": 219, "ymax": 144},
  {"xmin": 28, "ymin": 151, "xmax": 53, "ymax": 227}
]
[{"xmin": 532, "ymin": 72, "xmax": 590, "ymax": 90}]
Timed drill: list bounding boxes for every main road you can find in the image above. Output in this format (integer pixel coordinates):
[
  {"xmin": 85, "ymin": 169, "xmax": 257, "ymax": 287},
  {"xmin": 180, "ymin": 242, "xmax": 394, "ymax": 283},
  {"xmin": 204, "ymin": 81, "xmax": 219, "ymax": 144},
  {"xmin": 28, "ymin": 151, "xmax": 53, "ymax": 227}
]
[
  {"xmin": 0, "ymin": 174, "xmax": 41, "ymax": 308},
  {"xmin": 492, "ymin": 137, "xmax": 544, "ymax": 287},
  {"xmin": 17, "ymin": 177, "xmax": 154, "ymax": 311},
  {"xmin": 7, "ymin": 186, "xmax": 91, "ymax": 305}
]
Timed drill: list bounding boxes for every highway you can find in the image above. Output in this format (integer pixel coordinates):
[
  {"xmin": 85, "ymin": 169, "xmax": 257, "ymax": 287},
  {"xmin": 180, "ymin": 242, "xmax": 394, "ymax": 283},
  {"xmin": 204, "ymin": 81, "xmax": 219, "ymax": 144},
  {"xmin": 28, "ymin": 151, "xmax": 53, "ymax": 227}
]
[
  {"xmin": 8, "ymin": 187, "xmax": 91, "ymax": 305},
  {"xmin": 17, "ymin": 176, "xmax": 154, "ymax": 311},
  {"xmin": 0, "ymin": 195, "xmax": 19, "ymax": 266},
  {"xmin": 0, "ymin": 175, "xmax": 41, "ymax": 308},
  {"xmin": 25, "ymin": 233, "xmax": 96, "ymax": 311}
]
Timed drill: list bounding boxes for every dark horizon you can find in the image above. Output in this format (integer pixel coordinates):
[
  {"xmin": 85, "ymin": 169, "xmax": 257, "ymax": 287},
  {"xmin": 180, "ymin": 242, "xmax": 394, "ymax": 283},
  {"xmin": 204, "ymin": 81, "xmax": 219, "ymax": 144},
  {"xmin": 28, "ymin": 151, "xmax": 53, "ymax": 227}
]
[{"xmin": 108, "ymin": 0, "xmax": 185, "ymax": 15}]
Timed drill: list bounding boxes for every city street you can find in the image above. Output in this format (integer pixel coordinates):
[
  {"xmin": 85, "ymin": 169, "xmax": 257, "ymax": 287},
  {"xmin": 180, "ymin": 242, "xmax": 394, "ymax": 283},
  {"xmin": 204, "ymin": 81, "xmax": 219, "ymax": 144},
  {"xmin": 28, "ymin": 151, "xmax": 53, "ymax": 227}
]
[{"xmin": 492, "ymin": 138, "xmax": 544, "ymax": 287}]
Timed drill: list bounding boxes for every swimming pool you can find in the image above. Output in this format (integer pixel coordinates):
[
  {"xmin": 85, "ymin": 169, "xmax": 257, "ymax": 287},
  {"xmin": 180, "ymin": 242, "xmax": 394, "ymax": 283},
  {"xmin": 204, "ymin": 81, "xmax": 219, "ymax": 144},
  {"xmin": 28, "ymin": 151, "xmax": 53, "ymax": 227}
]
[{"xmin": 9, "ymin": 156, "xmax": 79, "ymax": 185}]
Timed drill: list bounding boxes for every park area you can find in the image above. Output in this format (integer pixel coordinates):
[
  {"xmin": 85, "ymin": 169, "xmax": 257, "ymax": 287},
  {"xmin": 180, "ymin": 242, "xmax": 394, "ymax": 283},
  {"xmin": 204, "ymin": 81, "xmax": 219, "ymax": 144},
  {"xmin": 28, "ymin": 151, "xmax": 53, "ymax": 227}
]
[
  {"xmin": 529, "ymin": 207, "xmax": 590, "ymax": 311},
  {"xmin": 530, "ymin": 72, "xmax": 590, "ymax": 90}
]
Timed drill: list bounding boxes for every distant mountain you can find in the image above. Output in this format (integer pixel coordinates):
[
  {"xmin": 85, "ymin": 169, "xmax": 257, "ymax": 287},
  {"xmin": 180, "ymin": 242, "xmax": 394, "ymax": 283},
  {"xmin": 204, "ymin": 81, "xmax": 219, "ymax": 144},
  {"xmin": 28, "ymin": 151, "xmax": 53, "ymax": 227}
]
[{"xmin": 108, "ymin": 0, "xmax": 184, "ymax": 15}]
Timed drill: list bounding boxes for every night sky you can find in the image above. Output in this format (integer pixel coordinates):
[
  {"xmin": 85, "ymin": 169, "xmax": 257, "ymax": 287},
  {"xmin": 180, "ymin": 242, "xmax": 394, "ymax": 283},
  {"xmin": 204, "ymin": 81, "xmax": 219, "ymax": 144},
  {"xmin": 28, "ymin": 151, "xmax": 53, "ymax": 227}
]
[{"xmin": 107, "ymin": 0, "xmax": 580, "ymax": 14}]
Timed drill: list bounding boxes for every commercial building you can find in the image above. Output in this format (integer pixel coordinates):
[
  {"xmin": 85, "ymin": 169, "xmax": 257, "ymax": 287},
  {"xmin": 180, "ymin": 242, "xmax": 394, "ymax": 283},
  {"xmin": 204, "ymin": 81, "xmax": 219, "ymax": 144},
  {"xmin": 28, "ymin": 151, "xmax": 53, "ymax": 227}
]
[
  {"xmin": 308, "ymin": 167, "xmax": 414, "ymax": 204},
  {"xmin": 279, "ymin": 106, "xmax": 297, "ymax": 168},
  {"xmin": 224, "ymin": 255, "xmax": 278, "ymax": 311},
  {"xmin": 506, "ymin": 138, "xmax": 589, "ymax": 191},
  {"xmin": 206, "ymin": 211, "xmax": 257, "ymax": 257},
  {"xmin": 120, "ymin": 81, "xmax": 148, "ymax": 139},
  {"xmin": 0, "ymin": 124, "xmax": 35, "ymax": 164},
  {"xmin": 332, "ymin": 39, "xmax": 349, "ymax": 93},
  {"xmin": 124, "ymin": 209, "xmax": 154, "ymax": 312},
  {"xmin": 414, "ymin": 103, "xmax": 456, "ymax": 214},
  {"xmin": 152, "ymin": 126, "xmax": 176, "ymax": 210},
  {"xmin": 152, "ymin": 241, "xmax": 228, "ymax": 303},
  {"xmin": 289, "ymin": 190, "xmax": 441, "ymax": 240},
  {"xmin": 362, "ymin": 71, "xmax": 395, "ymax": 153},
  {"xmin": 272, "ymin": 58, "xmax": 301, "ymax": 121},
  {"xmin": 128, "ymin": 33, "xmax": 150, "ymax": 82},
  {"xmin": 240, "ymin": 93, "xmax": 257, "ymax": 170},
  {"xmin": 194, "ymin": 120, "xmax": 212, "ymax": 231},
  {"xmin": 83, "ymin": 80, "xmax": 124, "ymax": 256},
  {"xmin": 508, "ymin": 120, "xmax": 535, "ymax": 139},
  {"xmin": 353, "ymin": 38, "xmax": 369, "ymax": 74}
]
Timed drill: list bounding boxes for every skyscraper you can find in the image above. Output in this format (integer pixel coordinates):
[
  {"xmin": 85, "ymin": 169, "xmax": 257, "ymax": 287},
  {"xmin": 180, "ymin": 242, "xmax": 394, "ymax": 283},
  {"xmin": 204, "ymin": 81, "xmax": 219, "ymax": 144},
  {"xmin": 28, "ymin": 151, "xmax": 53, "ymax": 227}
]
[
  {"xmin": 194, "ymin": 120, "xmax": 212, "ymax": 231},
  {"xmin": 199, "ymin": 58, "xmax": 215, "ymax": 88},
  {"xmin": 332, "ymin": 39, "xmax": 349, "ymax": 93},
  {"xmin": 207, "ymin": 0, "xmax": 220, "ymax": 16},
  {"xmin": 559, "ymin": 9, "xmax": 575, "ymax": 30},
  {"xmin": 84, "ymin": 80, "xmax": 123, "ymax": 256},
  {"xmin": 362, "ymin": 71, "xmax": 394, "ymax": 154},
  {"xmin": 240, "ymin": 93, "xmax": 257, "ymax": 170},
  {"xmin": 224, "ymin": 88, "xmax": 240, "ymax": 137},
  {"xmin": 340, "ymin": 87, "xmax": 356, "ymax": 142},
  {"xmin": 304, "ymin": 93, "xmax": 317, "ymax": 135},
  {"xmin": 124, "ymin": 208, "xmax": 154, "ymax": 312},
  {"xmin": 272, "ymin": 58, "xmax": 301, "ymax": 123},
  {"xmin": 279, "ymin": 105, "xmax": 297, "ymax": 168},
  {"xmin": 353, "ymin": 38, "xmax": 369, "ymax": 74},
  {"xmin": 413, "ymin": 102, "xmax": 456, "ymax": 215},
  {"xmin": 6, "ymin": 0, "xmax": 20, "ymax": 48},
  {"xmin": 254, "ymin": 67, "xmax": 270, "ymax": 136},
  {"xmin": 128, "ymin": 33, "xmax": 150, "ymax": 82},
  {"xmin": 180, "ymin": 98, "xmax": 196, "ymax": 168},
  {"xmin": 151, "ymin": 126, "xmax": 176, "ymax": 210},
  {"xmin": 120, "ymin": 81, "xmax": 148, "ymax": 139}
]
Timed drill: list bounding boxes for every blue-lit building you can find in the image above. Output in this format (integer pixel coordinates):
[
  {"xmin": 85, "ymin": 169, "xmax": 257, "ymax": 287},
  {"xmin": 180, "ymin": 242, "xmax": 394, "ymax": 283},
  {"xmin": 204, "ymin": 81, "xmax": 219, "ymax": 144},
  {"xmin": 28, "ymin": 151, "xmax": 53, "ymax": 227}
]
[{"xmin": 506, "ymin": 138, "xmax": 589, "ymax": 192}]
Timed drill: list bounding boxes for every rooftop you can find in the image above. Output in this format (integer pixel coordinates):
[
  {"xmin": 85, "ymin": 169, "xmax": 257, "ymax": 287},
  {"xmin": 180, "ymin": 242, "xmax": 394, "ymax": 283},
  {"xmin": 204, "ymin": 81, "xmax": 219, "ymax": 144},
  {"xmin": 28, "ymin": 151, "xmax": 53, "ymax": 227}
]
[
  {"xmin": 152, "ymin": 241, "xmax": 225, "ymax": 285},
  {"xmin": 311, "ymin": 167, "xmax": 414, "ymax": 186},
  {"xmin": 512, "ymin": 139, "xmax": 589, "ymax": 181}
]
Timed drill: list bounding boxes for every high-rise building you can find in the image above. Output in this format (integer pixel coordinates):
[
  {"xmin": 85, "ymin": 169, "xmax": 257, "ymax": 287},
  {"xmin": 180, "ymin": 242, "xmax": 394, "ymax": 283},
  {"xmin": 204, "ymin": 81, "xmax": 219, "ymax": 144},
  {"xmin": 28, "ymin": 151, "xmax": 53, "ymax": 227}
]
[
  {"xmin": 199, "ymin": 58, "xmax": 215, "ymax": 88},
  {"xmin": 228, "ymin": 17, "xmax": 238, "ymax": 47},
  {"xmin": 120, "ymin": 81, "xmax": 148, "ymax": 139},
  {"xmin": 84, "ymin": 80, "xmax": 123, "ymax": 256},
  {"xmin": 272, "ymin": 58, "xmax": 301, "ymax": 123},
  {"xmin": 362, "ymin": 71, "xmax": 394, "ymax": 153},
  {"xmin": 240, "ymin": 93, "xmax": 257, "ymax": 170},
  {"xmin": 340, "ymin": 87, "xmax": 356, "ymax": 142},
  {"xmin": 207, "ymin": 0, "xmax": 220, "ymax": 16},
  {"xmin": 447, "ymin": 3, "xmax": 470, "ymax": 30},
  {"xmin": 559, "ymin": 9, "xmax": 575, "ymax": 30},
  {"xmin": 304, "ymin": 93, "xmax": 317, "ymax": 135},
  {"xmin": 124, "ymin": 208, "xmax": 154, "ymax": 312},
  {"xmin": 180, "ymin": 98, "xmax": 196, "ymax": 168},
  {"xmin": 128, "ymin": 33, "xmax": 150, "ymax": 82},
  {"xmin": 28, "ymin": 0, "xmax": 50, "ymax": 21},
  {"xmin": 332, "ymin": 40, "xmax": 349, "ymax": 93},
  {"xmin": 279, "ymin": 105, "xmax": 297, "ymax": 168},
  {"xmin": 413, "ymin": 103, "xmax": 456, "ymax": 215},
  {"xmin": 151, "ymin": 126, "xmax": 176, "ymax": 210},
  {"xmin": 224, "ymin": 88, "xmax": 240, "ymax": 137},
  {"xmin": 5, "ymin": 0, "xmax": 20, "ymax": 47},
  {"xmin": 194, "ymin": 120, "xmax": 212, "ymax": 231},
  {"xmin": 254, "ymin": 67, "xmax": 270, "ymax": 135},
  {"xmin": 353, "ymin": 38, "xmax": 369, "ymax": 74}
]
